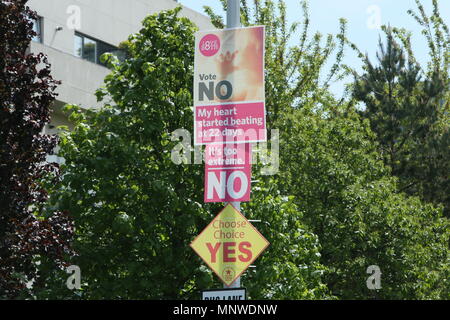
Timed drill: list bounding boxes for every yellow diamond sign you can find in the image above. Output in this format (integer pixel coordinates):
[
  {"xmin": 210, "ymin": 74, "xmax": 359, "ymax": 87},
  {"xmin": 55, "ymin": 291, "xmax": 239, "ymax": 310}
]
[{"xmin": 190, "ymin": 204, "xmax": 269, "ymax": 286}]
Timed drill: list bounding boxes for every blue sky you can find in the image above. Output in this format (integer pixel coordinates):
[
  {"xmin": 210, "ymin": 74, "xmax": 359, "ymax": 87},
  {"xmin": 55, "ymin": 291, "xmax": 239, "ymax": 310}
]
[{"xmin": 179, "ymin": 0, "xmax": 450, "ymax": 97}]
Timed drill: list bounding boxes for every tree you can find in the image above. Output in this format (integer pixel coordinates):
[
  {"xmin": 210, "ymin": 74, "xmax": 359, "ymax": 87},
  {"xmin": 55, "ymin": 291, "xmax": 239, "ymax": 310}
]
[
  {"xmin": 351, "ymin": 0, "xmax": 450, "ymax": 216},
  {"xmin": 258, "ymin": 0, "xmax": 450, "ymax": 298},
  {"xmin": 0, "ymin": 0, "xmax": 73, "ymax": 299},
  {"xmin": 204, "ymin": 0, "xmax": 449, "ymax": 299},
  {"xmin": 44, "ymin": 1, "xmax": 449, "ymax": 300},
  {"xmin": 277, "ymin": 105, "xmax": 449, "ymax": 299},
  {"xmin": 242, "ymin": 180, "xmax": 333, "ymax": 299},
  {"xmin": 45, "ymin": 7, "xmax": 332, "ymax": 299}
]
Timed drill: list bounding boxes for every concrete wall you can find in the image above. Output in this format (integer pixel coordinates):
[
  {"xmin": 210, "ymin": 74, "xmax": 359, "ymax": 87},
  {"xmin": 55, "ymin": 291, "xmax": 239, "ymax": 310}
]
[
  {"xmin": 30, "ymin": 41, "xmax": 110, "ymax": 110},
  {"xmin": 28, "ymin": 0, "xmax": 212, "ymax": 54},
  {"xmin": 27, "ymin": 0, "xmax": 212, "ymax": 111}
]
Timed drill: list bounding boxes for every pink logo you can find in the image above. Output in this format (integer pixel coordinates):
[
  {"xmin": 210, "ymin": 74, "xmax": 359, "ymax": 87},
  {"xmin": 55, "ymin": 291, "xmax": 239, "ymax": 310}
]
[{"xmin": 199, "ymin": 34, "xmax": 220, "ymax": 57}]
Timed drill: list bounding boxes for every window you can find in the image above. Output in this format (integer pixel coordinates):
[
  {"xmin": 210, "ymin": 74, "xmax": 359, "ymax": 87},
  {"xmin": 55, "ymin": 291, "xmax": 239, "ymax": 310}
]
[
  {"xmin": 74, "ymin": 33, "xmax": 96, "ymax": 63},
  {"xmin": 31, "ymin": 16, "xmax": 43, "ymax": 43},
  {"xmin": 74, "ymin": 34, "xmax": 83, "ymax": 58},
  {"xmin": 74, "ymin": 32, "xmax": 125, "ymax": 66},
  {"xmin": 83, "ymin": 37, "xmax": 97, "ymax": 63}
]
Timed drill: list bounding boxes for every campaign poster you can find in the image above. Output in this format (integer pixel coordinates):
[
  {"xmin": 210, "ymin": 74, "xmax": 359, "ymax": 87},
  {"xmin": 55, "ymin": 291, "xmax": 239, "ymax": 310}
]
[{"xmin": 194, "ymin": 26, "xmax": 266, "ymax": 145}]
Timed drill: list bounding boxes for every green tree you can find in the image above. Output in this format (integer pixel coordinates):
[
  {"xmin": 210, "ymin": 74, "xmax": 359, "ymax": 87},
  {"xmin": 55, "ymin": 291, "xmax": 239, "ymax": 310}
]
[
  {"xmin": 42, "ymin": 7, "xmax": 331, "ymax": 299},
  {"xmin": 351, "ymin": 0, "xmax": 450, "ymax": 216},
  {"xmin": 43, "ymin": 0, "xmax": 450, "ymax": 300},
  {"xmin": 277, "ymin": 105, "xmax": 449, "ymax": 299},
  {"xmin": 204, "ymin": 0, "xmax": 450, "ymax": 299}
]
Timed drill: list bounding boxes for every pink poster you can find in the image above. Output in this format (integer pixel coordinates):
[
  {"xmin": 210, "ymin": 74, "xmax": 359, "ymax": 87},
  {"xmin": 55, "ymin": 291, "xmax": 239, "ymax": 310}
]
[
  {"xmin": 204, "ymin": 144, "xmax": 252, "ymax": 203},
  {"xmin": 194, "ymin": 26, "xmax": 266, "ymax": 145}
]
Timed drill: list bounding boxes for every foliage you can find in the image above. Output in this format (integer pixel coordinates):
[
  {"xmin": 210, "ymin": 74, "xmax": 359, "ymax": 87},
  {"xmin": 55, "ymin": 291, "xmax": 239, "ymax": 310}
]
[
  {"xmin": 42, "ymin": 7, "xmax": 331, "ymax": 299},
  {"xmin": 35, "ymin": 0, "xmax": 450, "ymax": 300},
  {"xmin": 242, "ymin": 180, "xmax": 334, "ymax": 299},
  {"xmin": 351, "ymin": 0, "xmax": 450, "ymax": 216},
  {"xmin": 0, "ymin": 0, "xmax": 73, "ymax": 299},
  {"xmin": 205, "ymin": 0, "xmax": 450, "ymax": 299},
  {"xmin": 277, "ymin": 105, "xmax": 449, "ymax": 299}
]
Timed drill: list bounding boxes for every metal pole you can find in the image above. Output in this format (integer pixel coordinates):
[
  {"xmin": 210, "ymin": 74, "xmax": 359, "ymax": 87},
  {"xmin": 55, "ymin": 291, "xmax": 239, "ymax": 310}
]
[
  {"xmin": 225, "ymin": 0, "xmax": 241, "ymax": 289},
  {"xmin": 227, "ymin": 0, "xmax": 241, "ymax": 29}
]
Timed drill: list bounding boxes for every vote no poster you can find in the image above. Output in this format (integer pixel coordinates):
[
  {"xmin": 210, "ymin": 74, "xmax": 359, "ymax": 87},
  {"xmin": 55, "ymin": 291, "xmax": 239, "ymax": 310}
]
[{"xmin": 193, "ymin": 26, "xmax": 266, "ymax": 145}]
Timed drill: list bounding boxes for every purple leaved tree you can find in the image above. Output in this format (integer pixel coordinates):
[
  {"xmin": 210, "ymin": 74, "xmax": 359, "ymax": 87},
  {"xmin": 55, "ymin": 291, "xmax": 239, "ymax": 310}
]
[{"xmin": 0, "ymin": 0, "xmax": 73, "ymax": 298}]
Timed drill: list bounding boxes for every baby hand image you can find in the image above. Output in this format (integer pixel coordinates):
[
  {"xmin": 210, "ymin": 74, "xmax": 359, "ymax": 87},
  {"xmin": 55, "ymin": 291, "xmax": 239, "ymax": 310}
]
[
  {"xmin": 216, "ymin": 50, "xmax": 240, "ymax": 78},
  {"xmin": 212, "ymin": 27, "xmax": 264, "ymax": 102}
]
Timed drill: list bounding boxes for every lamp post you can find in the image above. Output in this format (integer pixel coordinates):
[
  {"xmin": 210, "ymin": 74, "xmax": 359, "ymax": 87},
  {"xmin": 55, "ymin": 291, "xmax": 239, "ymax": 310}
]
[{"xmin": 225, "ymin": 0, "xmax": 242, "ymax": 289}]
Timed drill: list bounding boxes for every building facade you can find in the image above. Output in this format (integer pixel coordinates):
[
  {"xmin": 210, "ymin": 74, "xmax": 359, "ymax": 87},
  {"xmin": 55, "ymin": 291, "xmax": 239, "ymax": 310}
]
[{"xmin": 27, "ymin": 0, "xmax": 212, "ymax": 132}]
